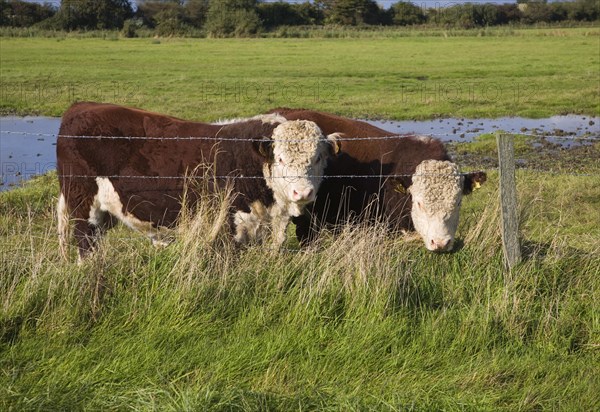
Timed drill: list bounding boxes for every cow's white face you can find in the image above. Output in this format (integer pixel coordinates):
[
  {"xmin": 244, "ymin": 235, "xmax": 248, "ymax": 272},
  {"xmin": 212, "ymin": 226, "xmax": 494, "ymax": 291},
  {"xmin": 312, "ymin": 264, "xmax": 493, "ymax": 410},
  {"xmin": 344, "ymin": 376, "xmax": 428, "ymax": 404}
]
[
  {"xmin": 264, "ymin": 120, "xmax": 339, "ymax": 217},
  {"xmin": 409, "ymin": 160, "xmax": 464, "ymax": 252}
]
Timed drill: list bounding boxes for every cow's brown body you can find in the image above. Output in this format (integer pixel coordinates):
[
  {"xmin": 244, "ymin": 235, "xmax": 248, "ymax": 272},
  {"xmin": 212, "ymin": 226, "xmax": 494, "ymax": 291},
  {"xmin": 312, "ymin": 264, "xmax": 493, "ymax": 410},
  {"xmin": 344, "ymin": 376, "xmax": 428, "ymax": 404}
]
[
  {"xmin": 58, "ymin": 103, "xmax": 288, "ymax": 257},
  {"xmin": 266, "ymin": 108, "xmax": 465, "ymax": 245}
]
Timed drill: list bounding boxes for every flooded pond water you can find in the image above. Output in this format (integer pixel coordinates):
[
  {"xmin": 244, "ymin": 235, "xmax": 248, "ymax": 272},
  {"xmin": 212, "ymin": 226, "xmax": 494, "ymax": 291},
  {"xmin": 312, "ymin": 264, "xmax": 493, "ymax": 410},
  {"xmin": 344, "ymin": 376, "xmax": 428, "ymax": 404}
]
[
  {"xmin": 1, "ymin": 116, "xmax": 61, "ymax": 192},
  {"xmin": 1, "ymin": 115, "xmax": 598, "ymax": 192},
  {"xmin": 367, "ymin": 115, "xmax": 599, "ymax": 145}
]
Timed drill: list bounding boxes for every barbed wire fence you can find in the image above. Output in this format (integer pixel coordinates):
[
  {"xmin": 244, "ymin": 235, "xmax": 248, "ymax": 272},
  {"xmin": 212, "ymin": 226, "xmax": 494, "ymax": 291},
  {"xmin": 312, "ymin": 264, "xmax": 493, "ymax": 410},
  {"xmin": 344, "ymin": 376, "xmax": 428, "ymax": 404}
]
[
  {"xmin": 1, "ymin": 129, "xmax": 599, "ymax": 266},
  {"xmin": 2, "ymin": 129, "xmax": 598, "ymax": 179}
]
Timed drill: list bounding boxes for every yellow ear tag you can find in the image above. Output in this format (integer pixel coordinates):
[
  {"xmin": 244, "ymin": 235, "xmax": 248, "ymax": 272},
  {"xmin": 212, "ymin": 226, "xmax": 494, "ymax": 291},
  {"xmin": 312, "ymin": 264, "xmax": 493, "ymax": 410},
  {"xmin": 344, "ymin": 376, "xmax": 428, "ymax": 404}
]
[
  {"xmin": 395, "ymin": 184, "xmax": 407, "ymax": 194},
  {"xmin": 473, "ymin": 181, "xmax": 482, "ymax": 191}
]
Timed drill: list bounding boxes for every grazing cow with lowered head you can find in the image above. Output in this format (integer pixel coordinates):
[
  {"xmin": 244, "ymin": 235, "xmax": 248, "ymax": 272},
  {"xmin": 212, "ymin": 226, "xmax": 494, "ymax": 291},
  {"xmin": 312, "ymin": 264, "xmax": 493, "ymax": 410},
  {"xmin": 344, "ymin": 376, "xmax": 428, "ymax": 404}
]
[
  {"xmin": 57, "ymin": 102, "xmax": 340, "ymax": 260},
  {"xmin": 266, "ymin": 108, "xmax": 486, "ymax": 252}
]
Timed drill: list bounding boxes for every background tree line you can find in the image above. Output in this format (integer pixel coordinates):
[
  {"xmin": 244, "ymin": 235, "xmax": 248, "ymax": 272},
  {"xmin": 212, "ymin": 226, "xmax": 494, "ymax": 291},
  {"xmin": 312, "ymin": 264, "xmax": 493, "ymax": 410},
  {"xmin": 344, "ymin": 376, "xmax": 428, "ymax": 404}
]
[{"xmin": 1, "ymin": 0, "xmax": 598, "ymax": 36}]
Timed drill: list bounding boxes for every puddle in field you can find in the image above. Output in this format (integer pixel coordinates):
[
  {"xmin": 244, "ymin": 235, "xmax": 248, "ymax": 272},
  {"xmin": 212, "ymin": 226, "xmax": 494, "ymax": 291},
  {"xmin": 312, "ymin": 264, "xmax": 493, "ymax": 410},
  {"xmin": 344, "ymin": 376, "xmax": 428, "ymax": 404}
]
[
  {"xmin": 1, "ymin": 115, "xmax": 598, "ymax": 192},
  {"xmin": 0, "ymin": 116, "xmax": 61, "ymax": 192},
  {"xmin": 365, "ymin": 115, "xmax": 599, "ymax": 147}
]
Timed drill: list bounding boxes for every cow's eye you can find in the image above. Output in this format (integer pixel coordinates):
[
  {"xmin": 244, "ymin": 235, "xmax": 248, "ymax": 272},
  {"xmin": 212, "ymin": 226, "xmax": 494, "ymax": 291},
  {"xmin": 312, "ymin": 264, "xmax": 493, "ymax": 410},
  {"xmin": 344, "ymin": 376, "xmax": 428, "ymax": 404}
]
[
  {"xmin": 314, "ymin": 154, "xmax": 322, "ymax": 164},
  {"xmin": 416, "ymin": 201, "xmax": 424, "ymax": 210},
  {"xmin": 278, "ymin": 156, "xmax": 285, "ymax": 165}
]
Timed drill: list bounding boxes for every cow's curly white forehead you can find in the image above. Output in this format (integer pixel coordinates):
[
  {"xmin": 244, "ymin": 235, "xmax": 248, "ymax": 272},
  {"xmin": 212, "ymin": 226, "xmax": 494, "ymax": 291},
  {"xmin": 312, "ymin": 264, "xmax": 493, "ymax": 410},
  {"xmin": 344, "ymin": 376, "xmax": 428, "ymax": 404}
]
[
  {"xmin": 411, "ymin": 160, "xmax": 463, "ymax": 214},
  {"xmin": 272, "ymin": 120, "xmax": 324, "ymax": 162}
]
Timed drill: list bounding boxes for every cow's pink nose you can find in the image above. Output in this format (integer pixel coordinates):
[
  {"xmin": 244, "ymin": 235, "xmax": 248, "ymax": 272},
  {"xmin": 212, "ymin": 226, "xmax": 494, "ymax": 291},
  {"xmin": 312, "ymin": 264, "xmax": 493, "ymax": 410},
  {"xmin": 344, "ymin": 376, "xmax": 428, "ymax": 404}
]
[
  {"xmin": 293, "ymin": 188, "xmax": 313, "ymax": 201},
  {"xmin": 429, "ymin": 238, "xmax": 452, "ymax": 251}
]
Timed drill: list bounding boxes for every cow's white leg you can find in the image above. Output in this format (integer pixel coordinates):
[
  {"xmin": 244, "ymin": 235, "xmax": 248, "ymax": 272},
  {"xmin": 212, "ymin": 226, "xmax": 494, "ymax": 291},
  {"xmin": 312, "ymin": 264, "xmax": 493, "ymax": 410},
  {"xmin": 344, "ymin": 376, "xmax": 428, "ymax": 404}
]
[
  {"xmin": 271, "ymin": 215, "xmax": 289, "ymax": 249},
  {"xmin": 267, "ymin": 203, "xmax": 291, "ymax": 249},
  {"xmin": 70, "ymin": 189, "xmax": 110, "ymax": 260}
]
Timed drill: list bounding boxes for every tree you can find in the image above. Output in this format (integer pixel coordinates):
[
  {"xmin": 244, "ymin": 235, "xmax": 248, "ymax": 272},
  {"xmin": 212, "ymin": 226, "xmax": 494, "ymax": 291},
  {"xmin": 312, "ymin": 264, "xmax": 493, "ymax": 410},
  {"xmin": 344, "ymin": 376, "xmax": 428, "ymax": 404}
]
[
  {"xmin": 477, "ymin": 4, "xmax": 500, "ymax": 26},
  {"xmin": 434, "ymin": 3, "xmax": 499, "ymax": 28},
  {"xmin": 136, "ymin": 0, "xmax": 206, "ymax": 34},
  {"xmin": 326, "ymin": 0, "xmax": 385, "ymax": 26},
  {"xmin": 257, "ymin": 1, "xmax": 324, "ymax": 29},
  {"xmin": 257, "ymin": 1, "xmax": 300, "ymax": 29},
  {"xmin": 294, "ymin": 1, "xmax": 325, "ymax": 25},
  {"xmin": 155, "ymin": 5, "xmax": 186, "ymax": 35},
  {"xmin": 205, "ymin": 0, "xmax": 261, "ymax": 37},
  {"xmin": 391, "ymin": 1, "xmax": 426, "ymax": 26},
  {"xmin": 495, "ymin": 4, "xmax": 522, "ymax": 25},
  {"xmin": 184, "ymin": 0, "xmax": 210, "ymax": 28},
  {"xmin": 520, "ymin": 2, "xmax": 553, "ymax": 23},
  {"xmin": 53, "ymin": 0, "xmax": 133, "ymax": 30},
  {"xmin": 137, "ymin": 0, "xmax": 181, "ymax": 29},
  {"xmin": 0, "ymin": 0, "xmax": 56, "ymax": 27},
  {"xmin": 547, "ymin": 2, "xmax": 569, "ymax": 22},
  {"xmin": 567, "ymin": 0, "xmax": 598, "ymax": 22}
]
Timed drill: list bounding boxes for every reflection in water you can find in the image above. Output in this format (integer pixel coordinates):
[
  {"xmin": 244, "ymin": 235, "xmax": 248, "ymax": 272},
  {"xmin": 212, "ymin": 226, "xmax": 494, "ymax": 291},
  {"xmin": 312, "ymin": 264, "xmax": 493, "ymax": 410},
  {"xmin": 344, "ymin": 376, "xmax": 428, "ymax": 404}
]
[{"xmin": 1, "ymin": 115, "xmax": 598, "ymax": 191}]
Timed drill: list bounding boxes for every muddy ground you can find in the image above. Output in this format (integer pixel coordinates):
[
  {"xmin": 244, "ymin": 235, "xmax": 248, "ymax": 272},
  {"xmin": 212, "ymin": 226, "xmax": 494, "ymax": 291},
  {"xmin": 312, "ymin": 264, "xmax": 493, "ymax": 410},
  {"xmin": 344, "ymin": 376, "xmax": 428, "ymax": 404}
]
[{"xmin": 448, "ymin": 136, "xmax": 600, "ymax": 174}]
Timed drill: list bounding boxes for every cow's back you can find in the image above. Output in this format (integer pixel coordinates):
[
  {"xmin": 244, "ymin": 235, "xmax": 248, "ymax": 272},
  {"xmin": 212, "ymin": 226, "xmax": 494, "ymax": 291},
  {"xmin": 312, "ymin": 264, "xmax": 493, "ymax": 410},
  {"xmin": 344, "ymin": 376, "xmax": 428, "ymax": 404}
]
[
  {"xmin": 268, "ymin": 108, "xmax": 390, "ymax": 139},
  {"xmin": 58, "ymin": 102, "xmax": 180, "ymax": 179}
]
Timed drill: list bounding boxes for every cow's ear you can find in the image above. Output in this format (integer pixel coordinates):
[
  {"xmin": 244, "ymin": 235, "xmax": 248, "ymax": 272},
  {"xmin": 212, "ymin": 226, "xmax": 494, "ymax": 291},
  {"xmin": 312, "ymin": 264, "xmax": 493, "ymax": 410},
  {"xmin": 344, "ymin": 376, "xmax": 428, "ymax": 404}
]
[
  {"xmin": 463, "ymin": 171, "xmax": 487, "ymax": 195},
  {"xmin": 253, "ymin": 137, "xmax": 273, "ymax": 159},
  {"xmin": 326, "ymin": 133, "xmax": 343, "ymax": 156}
]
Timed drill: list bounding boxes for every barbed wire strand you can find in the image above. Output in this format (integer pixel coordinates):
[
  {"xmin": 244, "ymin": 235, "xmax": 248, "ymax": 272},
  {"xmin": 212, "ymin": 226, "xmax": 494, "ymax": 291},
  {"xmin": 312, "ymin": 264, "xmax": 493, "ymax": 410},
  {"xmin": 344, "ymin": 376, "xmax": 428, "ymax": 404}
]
[
  {"xmin": 514, "ymin": 168, "xmax": 599, "ymax": 177},
  {"xmin": 1, "ymin": 130, "xmax": 598, "ymax": 141},
  {"xmin": 3, "ymin": 168, "xmax": 599, "ymax": 180},
  {"xmin": 2, "ymin": 170, "xmax": 599, "ymax": 181},
  {"xmin": 53, "ymin": 172, "xmax": 477, "ymax": 179}
]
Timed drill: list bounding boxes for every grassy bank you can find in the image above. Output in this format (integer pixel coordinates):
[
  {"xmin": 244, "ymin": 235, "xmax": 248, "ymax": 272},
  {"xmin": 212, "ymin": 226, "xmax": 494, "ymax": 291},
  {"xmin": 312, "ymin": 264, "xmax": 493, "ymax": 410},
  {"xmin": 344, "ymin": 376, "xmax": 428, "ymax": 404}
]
[
  {"xmin": 1, "ymin": 28, "xmax": 599, "ymax": 120},
  {"xmin": 1, "ymin": 163, "xmax": 599, "ymax": 410}
]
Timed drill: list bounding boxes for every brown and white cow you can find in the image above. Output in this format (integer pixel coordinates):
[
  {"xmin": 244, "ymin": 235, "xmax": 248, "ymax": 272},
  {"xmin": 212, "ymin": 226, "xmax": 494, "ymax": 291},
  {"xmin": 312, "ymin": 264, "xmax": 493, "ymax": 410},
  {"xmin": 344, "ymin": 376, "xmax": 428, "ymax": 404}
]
[
  {"xmin": 266, "ymin": 108, "xmax": 486, "ymax": 252},
  {"xmin": 57, "ymin": 102, "xmax": 340, "ymax": 260}
]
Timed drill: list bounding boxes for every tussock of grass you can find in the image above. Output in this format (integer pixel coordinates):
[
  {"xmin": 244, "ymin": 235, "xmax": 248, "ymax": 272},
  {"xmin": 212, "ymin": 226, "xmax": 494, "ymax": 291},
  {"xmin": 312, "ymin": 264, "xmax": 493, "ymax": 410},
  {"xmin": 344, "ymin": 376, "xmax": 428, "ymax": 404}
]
[{"xmin": 1, "ymin": 173, "xmax": 599, "ymax": 411}]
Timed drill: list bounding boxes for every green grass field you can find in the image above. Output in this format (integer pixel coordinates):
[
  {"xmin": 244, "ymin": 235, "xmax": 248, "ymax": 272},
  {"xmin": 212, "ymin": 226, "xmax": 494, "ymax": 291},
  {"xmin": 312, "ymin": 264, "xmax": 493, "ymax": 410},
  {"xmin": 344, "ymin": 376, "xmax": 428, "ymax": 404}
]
[
  {"xmin": 1, "ymin": 28, "xmax": 599, "ymax": 120},
  {"xmin": 1, "ymin": 28, "xmax": 600, "ymax": 411},
  {"xmin": 1, "ymin": 169, "xmax": 599, "ymax": 411}
]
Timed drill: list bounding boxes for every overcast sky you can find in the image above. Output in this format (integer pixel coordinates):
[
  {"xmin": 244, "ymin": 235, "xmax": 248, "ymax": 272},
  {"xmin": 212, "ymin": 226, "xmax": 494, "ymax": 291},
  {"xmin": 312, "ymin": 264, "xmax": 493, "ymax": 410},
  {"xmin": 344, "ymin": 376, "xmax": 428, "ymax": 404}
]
[{"xmin": 21, "ymin": 1, "xmax": 520, "ymax": 9}]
